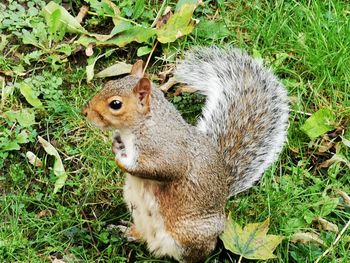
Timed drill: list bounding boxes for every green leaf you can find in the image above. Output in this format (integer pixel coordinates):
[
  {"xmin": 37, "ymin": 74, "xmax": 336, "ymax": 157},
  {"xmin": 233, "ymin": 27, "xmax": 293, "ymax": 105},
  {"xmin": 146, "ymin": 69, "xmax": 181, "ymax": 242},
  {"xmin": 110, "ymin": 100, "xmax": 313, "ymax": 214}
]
[
  {"xmin": 300, "ymin": 108, "xmax": 336, "ymax": 139},
  {"xmin": 137, "ymin": 46, "xmax": 152, "ymax": 56},
  {"xmin": 2, "ymin": 141, "xmax": 20, "ymax": 151},
  {"xmin": 77, "ymin": 27, "xmax": 155, "ymax": 48},
  {"xmin": 38, "ymin": 136, "xmax": 67, "ymax": 193},
  {"xmin": 196, "ymin": 19, "xmax": 230, "ymax": 40},
  {"xmin": 19, "ymin": 82, "xmax": 42, "ymax": 107},
  {"xmin": 11, "ymin": 109, "xmax": 36, "ymax": 128},
  {"xmin": 318, "ymin": 196, "xmax": 339, "ymax": 217},
  {"xmin": 134, "ymin": 0, "xmax": 145, "ymax": 19},
  {"xmin": 16, "ymin": 130, "xmax": 29, "ymax": 144},
  {"xmin": 41, "ymin": 1, "xmax": 87, "ymax": 34},
  {"xmin": 110, "ymin": 21, "xmax": 133, "ymax": 35},
  {"xmin": 175, "ymin": 0, "xmax": 199, "ymax": 12},
  {"xmin": 156, "ymin": 3, "xmax": 198, "ymax": 43},
  {"xmin": 220, "ymin": 213, "xmax": 284, "ymax": 260}
]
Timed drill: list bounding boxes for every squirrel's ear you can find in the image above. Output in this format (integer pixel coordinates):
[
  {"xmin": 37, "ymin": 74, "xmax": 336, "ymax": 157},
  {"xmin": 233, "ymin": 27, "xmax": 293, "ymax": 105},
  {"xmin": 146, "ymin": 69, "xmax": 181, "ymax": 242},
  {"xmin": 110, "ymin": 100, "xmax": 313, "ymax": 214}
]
[
  {"xmin": 133, "ymin": 77, "xmax": 151, "ymax": 111},
  {"xmin": 130, "ymin": 60, "xmax": 144, "ymax": 78}
]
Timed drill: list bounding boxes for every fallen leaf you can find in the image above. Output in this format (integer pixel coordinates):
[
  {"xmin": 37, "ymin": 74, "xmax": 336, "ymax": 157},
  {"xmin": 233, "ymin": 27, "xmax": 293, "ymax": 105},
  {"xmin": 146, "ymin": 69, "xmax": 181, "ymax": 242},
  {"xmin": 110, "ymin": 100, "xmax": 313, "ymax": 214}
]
[
  {"xmin": 19, "ymin": 82, "xmax": 42, "ymax": 107},
  {"xmin": 337, "ymin": 190, "xmax": 350, "ymax": 207},
  {"xmin": 38, "ymin": 136, "xmax": 67, "ymax": 193},
  {"xmin": 300, "ymin": 108, "xmax": 336, "ymax": 140},
  {"xmin": 37, "ymin": 209, "xmax": 52, "ymax": 218},
  {"xmin": 174, "ymin": 85, "xmax": 197, "ymax": 96},
  {"xmin": 26, "ymin": 151, "xmax": 43, "ymax": 167},
  {"xmin": 313, "ymin": 217, "xmax": 339, "ymax": 233},
  {"xmin": 95, "ymin": 62, "xmax": 132, "ymax": 78},
  {"xmin": 159, "ymin": 77, "xmax": 178, "ymax": 92},
  {"xmin": 319, "ymin": 154, "xmax": 350, "ymax": 169},
  {"xmin": 220, "ymin": 213, "xmax": 284, "ymax": 260},
  {"xmin": 290, "ymin": 232, "xmax": 326, "ymax": 246},
  {"xmin": 85, "ymin": 43, "xmax": 94, "ymax": 57}
]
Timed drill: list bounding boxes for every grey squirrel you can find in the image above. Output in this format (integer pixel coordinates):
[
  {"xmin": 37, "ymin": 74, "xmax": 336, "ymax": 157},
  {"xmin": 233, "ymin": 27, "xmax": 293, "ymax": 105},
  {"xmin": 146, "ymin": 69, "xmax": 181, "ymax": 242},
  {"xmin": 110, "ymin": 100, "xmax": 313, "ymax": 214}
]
[{"xmin": 83, "ymin": 47, "xmax": 289, "ymax": 262}]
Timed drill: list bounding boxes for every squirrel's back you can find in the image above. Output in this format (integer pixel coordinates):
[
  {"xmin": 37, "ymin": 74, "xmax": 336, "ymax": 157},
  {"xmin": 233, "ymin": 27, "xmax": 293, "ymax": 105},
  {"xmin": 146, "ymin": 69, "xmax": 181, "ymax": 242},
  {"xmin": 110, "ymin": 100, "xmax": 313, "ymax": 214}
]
[{"xmin": 175, "ymin": 47, "xmax": 289, "ymax": 196}]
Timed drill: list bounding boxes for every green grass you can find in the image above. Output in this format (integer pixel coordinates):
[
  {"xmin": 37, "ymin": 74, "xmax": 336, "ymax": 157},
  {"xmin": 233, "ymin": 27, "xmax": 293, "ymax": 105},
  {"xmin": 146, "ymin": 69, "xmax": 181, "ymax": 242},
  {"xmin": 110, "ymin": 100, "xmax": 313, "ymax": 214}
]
[{"xmin": 1, "ymin": 0, "xmax": 350, "ymax": 262}]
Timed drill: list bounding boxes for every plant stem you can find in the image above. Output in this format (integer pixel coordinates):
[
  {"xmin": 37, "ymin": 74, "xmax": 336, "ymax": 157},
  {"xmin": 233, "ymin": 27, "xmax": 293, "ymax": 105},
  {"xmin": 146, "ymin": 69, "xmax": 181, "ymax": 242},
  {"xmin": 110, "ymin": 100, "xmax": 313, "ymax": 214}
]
[
  {"xmin": 314, "ymin": 218, "xmax": 350, "ymax": 263},
  {"xmin": 143, "ymin": 40, "xmax": 159, "ymax": 74}
]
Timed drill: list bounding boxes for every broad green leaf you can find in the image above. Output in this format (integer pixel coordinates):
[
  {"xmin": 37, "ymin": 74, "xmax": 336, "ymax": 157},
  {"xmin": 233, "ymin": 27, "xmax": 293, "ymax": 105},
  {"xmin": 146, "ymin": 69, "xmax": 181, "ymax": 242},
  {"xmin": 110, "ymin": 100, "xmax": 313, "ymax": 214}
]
[
  {"xmin": 38, "ymin": 136, "xmax": 67, "ymax": 193},
  {"xmin": 318, "ymin": 196, "xmax": 339, "ymax": 217},
  {"xmin": 16, "ymin": 130, "xmax": 29, "ymax": 144},
  {"xmin": 22, "ymin": 29, "xmax": 41, "ymax": 48},
  {"xmin": 196, "ymin": 19, "xmax": 230, "ymax": 40},
  {"xmin": 19, "ymin": 82, "xmax": 42, "ymax": 107},
  {"xmin": 220, "ymin": 213, "xmax": 284, "ymax": 260},
  {"xmin": 156, "ymin": 3, "xmax": 198, "ymax": 43},
  {"xmin": 134, "ymin": 0, "xmax": 145, "ymax": 19},
  {"xmin": 77, "ymin": 27, "xmax": 155, "ymax": 48},
  {"xmin": 300, "ymin": 109, "xmax": 336, "ymax": 139},
  {"xmin": 110, "ymin": 21, "xmax": 133, "ymax": 35},
  {"xmin": 95, "ymin": 62, "xmax": 132, "ymax": 78},
  {"xmin": 2, "ymin": 141, "xmax": 20, "ymax": 151},
  {"xmin": 137, "ymin": 46, "xmax": 152, "ymax": 56},
  {"xmin": 14, "ymin": 109, "xmax": 36, "ymax": 128},
  {"xmin": 41, "ymin": 1, "xmax": 87, "ymax": 34},
  {"xmin": 175, "ymin": 0, "xmax": 199, "ymax": 12}
]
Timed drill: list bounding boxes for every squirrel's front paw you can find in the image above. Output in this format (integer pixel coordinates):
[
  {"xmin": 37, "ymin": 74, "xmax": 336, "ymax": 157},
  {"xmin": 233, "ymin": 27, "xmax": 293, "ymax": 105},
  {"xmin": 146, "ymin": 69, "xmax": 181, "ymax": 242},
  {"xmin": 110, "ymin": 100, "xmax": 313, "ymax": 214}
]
[
  {"xmin": 112, "ymin": 133, "xmax": 126, "ymax": 156},
  {"xmin": 108, "ymin": 224, "xmax": 142, "ymax": 242}
]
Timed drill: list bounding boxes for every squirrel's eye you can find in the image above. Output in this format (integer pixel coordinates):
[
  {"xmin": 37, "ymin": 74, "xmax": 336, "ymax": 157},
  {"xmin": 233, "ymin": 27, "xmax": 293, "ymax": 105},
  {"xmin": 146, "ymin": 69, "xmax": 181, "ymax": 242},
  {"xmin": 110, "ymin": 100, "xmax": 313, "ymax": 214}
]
[{"xmin": 109, "ymin": 100, "xmax": 122, "ymax": 110}]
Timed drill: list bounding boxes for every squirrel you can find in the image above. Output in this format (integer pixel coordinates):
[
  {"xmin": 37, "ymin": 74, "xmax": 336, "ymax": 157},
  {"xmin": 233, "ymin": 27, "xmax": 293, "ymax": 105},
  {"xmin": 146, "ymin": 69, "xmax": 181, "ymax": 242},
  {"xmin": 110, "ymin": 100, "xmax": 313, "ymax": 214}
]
[{"xmin": 83, "ymin": 47, "xmax": 289, "ymax": 263}]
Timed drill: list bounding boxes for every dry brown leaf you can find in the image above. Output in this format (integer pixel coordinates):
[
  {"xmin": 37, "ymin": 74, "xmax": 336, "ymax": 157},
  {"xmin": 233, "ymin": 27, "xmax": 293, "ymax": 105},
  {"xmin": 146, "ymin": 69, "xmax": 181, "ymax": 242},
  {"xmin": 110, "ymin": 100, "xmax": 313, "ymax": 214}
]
[
  {"xmin": 156, "ymin": 6, "xmax": 173, "ymax": 29},
  {"xmin": 159, "ymin": 77, "xmax": 178, "ymax": 92},
  {"xmin": 319, "ymin": 154, "xmax": 350, "ymax": 169},
  {"xmin": 95, "ymin": 62, "xmax": 132, "ymax": 78},
  {"xmin": 313, "ymin": 217, "xmax": 339, "ymax": 233},
  {"xmin": 174, "ymin": 85, "xmax": 197, "ymax": 96},
  {"xmin": 76, "ymin": 5, "xmax": 89, "ymax": 23},
  {"xmin": 337, "ymin": 190, "xmax": 350, "ymax": 207},
  {"xmin": 290, "ymin": 232, "xmax": 326, "ymax": 246},
  {"xmin": 317, "ymin": 135, "xmax": 334, "ymax": 153},
  {"xmin": 37, "ymin": 209, "xmax": 53, "ymax": 218},
  {"xmin": 26, "ymin": 151, "xmax": 43, "ymax": 167},
  {"xmin": 85, "ymin": 43, "xmax": 94, "ymax": 57},
  {"xmin": 50, "ymin": 257, "xmax": 66, "ymax": 263}
]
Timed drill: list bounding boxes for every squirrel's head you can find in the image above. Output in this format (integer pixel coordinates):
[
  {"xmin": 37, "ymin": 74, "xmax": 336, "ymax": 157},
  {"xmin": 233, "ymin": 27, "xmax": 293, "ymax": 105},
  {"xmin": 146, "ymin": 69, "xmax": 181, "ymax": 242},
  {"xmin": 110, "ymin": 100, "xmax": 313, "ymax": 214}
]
[{"xmin": 83, "ymin": 60, "xmax": 151, "ymax": 130}]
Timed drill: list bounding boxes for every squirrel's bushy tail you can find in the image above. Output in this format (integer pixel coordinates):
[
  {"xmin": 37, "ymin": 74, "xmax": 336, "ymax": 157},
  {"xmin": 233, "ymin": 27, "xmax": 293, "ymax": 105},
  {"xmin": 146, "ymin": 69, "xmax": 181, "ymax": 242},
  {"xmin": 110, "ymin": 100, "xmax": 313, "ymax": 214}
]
[{"xmin": 175, "ymin": 47, "xmax": 289, "ymax": 196}]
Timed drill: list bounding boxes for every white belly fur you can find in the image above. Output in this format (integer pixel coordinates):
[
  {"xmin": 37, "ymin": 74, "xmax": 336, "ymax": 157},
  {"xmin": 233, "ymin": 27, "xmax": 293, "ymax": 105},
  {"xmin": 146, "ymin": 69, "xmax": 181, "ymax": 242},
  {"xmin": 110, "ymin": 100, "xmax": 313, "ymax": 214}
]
[{"xmin": 123, "ymin": 175, "xmax": 183, "ymax": 260}]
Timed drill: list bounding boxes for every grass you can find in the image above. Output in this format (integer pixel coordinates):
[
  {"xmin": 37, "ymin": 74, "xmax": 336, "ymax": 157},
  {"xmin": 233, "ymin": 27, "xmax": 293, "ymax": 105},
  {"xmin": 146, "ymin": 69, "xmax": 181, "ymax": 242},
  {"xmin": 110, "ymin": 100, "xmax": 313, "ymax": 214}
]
[{"xmin": 0, "ymin": 0, "xmax": 349, "ymax": 262}]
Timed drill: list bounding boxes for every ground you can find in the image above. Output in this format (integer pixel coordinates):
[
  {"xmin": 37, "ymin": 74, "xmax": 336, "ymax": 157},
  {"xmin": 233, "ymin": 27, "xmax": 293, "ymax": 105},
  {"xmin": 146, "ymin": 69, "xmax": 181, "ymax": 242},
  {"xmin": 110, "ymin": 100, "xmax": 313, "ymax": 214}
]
[{"xmin": 0, "ymin": 0, "xmax": 349, "ymax": 262}]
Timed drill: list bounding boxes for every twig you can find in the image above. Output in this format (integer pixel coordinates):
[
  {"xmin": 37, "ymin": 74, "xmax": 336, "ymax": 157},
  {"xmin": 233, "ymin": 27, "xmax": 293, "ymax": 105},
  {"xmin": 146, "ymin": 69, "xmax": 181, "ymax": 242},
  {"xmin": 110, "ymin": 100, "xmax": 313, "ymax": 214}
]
[
  {"xmin": 314, "ymin": 218, "xmax": 350, "ymax": 263},
  {"xmin": 289, "ymin": 109, "xmax": 312, "ymax": 116},
  {"xmin": 143, "ymin": 40, "xmax": 159, "ymax": 75}
]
